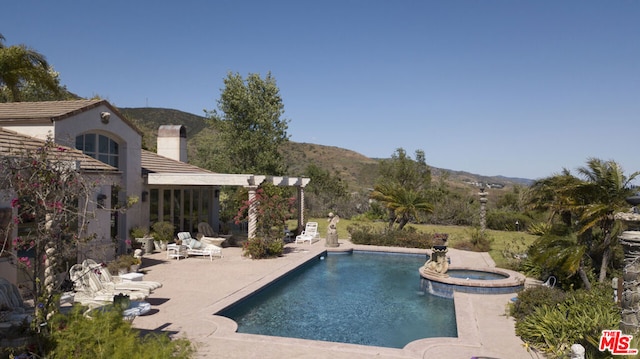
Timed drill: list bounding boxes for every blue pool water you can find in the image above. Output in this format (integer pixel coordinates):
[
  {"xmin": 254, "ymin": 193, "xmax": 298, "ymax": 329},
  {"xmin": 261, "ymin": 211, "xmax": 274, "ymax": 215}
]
[
  {"xmin": 218, "ymin": 251, "xmax": 457, "ymax": 348},
  {"xmin": 447, "ymin": 269, "xmax": 508, "ymax": 280}
]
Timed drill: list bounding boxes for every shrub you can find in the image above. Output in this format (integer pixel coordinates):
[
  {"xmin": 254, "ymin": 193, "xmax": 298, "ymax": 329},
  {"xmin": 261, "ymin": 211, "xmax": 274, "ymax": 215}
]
[
  {"xmin": 243, "ymin": 237, "xmax": 284, "ymax": 259},
  {"xmin": 514, "ymin": 285, "xmax": 619, "ymax": 359},
  {"xmin": 347, "ymin": 224, "xmax": 433, "ymax": 249},
  {"xmin": 47, "ymin": 305, "xmax": 193, "ymax": 358},
  {"xmin": 151, "ymin": 221, "xmax": 174, "ymax": 243},
  {"xmin": 509, "ymin": 286, "xmax": 567, "ymax": 321},
  {"xmin": 486, "ymin": 210, "xmax": 531, "ymax": 231},
  {"xmin": 450, "ymin": 227, "xmax": 492, "ymax": 252},
  {"xmin": 129, "ymin": 226, "xmax": 150, "ymax": 239}
]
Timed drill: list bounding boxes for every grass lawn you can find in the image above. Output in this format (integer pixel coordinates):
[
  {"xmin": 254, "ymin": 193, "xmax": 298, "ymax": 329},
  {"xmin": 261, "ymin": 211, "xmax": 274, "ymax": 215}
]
[{"xmin": 288, "ymin": 218, "xmax": 538, "ymax": 268}]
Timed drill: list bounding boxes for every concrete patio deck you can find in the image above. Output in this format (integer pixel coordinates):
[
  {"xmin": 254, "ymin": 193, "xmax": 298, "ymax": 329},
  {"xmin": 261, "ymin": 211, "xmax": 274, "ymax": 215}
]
[{"xmin": 132, "ymin": 239, "xmax": 534, "ymax": 359}]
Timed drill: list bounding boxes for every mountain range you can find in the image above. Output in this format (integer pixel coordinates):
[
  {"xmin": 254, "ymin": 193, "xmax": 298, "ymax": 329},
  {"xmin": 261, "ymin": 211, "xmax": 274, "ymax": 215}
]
[{"xmin": 120, "ymin": 107, "xmax": 534, "ymax": 192}]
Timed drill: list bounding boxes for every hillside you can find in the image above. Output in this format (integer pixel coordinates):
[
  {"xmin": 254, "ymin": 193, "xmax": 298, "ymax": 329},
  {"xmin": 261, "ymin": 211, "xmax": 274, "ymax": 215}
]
[
  {"xmin": 120, "ymin": 107, "xmax": 210, "ymax": 151},
  {"xmin": 118, "ymin": 107, "xmax": 533, "ymax": 192}
]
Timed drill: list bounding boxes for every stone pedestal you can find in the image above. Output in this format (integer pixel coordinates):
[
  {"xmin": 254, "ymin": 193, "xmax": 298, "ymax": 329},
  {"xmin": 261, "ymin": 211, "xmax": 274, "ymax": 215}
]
[
  {"xmin": 479, "ymin": 187, "xmax": 488, "ymax": 233},
  {"xmin": 325, "ymin": 212, "xmax": 340, "ymax": 248},
  {"xmin": 326, "ymin": 232, "xmax": 339, "ymax": 247}
]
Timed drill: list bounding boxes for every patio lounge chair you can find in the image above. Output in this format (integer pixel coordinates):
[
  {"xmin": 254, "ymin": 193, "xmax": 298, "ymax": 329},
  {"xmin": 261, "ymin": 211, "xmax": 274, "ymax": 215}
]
[
  {"xmin": 69, "ymin": 264, "xmax": 148, "ymax": 304},
  {"xmin": 82, "ymin": 259, "xmax": 162, "ymax": 293},
  {"xmin": 0, "ymin": 277, "xmax": 33, "ymax": 326},
  {"xmin": 295, "ymin": 222, "xmax": 320, "ymax": 244},
  {"xmin": 177, "ymin": 232, "xmax": 222, "ymax": 260},
  {"xmin": 197, "ymin": 222, "xmax": 228, "ymax": 247}
]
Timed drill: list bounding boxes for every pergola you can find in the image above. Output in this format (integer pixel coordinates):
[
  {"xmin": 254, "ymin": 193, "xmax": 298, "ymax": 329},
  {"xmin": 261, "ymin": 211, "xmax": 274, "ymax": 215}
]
[{"xmin": 146, "ymin": 172, "xmax": 310, "ymax": 238}]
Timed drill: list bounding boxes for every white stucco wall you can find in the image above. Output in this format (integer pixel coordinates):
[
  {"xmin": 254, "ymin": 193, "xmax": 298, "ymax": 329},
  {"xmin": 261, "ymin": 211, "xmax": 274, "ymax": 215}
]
[
  {"xmin": 1, "ymin": 124, "xmax": 54, "ymax": 141},
  {"xmin": 52, "ymin": 105, "xmax": 144, "ymax": 246}
]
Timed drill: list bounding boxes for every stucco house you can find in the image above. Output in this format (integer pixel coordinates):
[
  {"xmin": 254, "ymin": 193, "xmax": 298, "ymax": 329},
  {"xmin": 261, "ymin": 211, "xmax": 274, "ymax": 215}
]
[{"xmin": 0, "ymin": 99, "xmax": 309, "ymax": 286}]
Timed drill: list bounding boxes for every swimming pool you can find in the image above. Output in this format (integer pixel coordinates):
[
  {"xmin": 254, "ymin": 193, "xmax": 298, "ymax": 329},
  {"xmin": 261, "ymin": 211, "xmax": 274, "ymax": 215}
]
[{"xmin": 218, "ymin": 251, "xmax": 457, "ymax": 348}]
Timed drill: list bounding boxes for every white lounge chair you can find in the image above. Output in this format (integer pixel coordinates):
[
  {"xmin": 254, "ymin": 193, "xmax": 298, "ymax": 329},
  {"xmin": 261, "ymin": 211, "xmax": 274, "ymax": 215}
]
[
  {"xmin": 69, "ymin": 264, "xmax": 148, "ymax": 304},
  {"xmin": 0, "ymin": 277, "xmax": 33, "ymax": 325},
  {"xmin": 177, "ymin": 232, "xmax": 222, "ymax": 260},
  {"xmin": 295, "ymin": 222, "xmax": 320, "ymax": 244},
  {"xmin": 197, "ymin": 222, "xmax": 228, "ymax": 247},
  {"xmin": 82, "ymin": 259, "xmax": 162, "ymax": 293}
]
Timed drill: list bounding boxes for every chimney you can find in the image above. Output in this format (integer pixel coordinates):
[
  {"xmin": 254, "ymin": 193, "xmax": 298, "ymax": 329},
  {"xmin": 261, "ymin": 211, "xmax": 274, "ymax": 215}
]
[{"xmin": 157, "ymin": 125, "xmax": 187, "ymax": 162}]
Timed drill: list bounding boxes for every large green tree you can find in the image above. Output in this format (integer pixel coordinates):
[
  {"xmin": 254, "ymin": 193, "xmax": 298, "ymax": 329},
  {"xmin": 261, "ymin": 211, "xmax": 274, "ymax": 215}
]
[
  {"xmin": 0, "ymin": 34, "xmax": 62, "ymax": 102},
  {"xmin": 203, "ymin": 71, "xmax": 289, "ymax": 175},
  {"xmin": 370, "ymin": 148, "xmax": 433, "ymax": 229},
  {"xmin": 377, "ymin": 148, "xmax": 431, "ymax": 191},
  {"xmin": 303, "ymin": 164, "xmax": 350, "ymax": 217}
]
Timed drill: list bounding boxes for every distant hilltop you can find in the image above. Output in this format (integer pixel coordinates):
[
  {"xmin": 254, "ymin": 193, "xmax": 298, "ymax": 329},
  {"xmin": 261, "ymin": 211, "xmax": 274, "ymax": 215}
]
[{"xmin": 120, "ymin": 107, "xmax": 535, "ymax": 191}]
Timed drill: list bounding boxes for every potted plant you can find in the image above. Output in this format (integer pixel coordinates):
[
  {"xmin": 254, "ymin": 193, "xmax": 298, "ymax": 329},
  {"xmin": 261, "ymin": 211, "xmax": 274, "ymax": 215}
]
[
  {"xmin": 130, "ymin": 226, "xmax": 149, "ymax": 239},
  {"xmin": 129, "ymin": 256, "xmax": 142, "ymax": 273},
  {"xmin": 107, "ymin": 255, "xmax": 142, "ymax": 275},
  {"xmin": 151, "ymin": 221, "xmax": 174, "ymax": 251},
  {"xmin": 129, "ymin": 226, "xmax": 153, "ymax": 254}
]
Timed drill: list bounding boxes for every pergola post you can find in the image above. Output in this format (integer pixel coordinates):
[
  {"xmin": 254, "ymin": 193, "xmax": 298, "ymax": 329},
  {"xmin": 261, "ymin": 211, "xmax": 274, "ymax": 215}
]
[
  {"xmin": 297, "ymin": 186, "xmax": 305, "ymax": 234},
  {"xmin": 247, "ymin": 185, "xmax": 258, "ymax": 239}
]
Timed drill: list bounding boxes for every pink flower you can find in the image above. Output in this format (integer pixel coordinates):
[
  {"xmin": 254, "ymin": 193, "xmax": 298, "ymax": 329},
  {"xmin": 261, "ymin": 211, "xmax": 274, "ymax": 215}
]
[
  {"xmin": 10, "ymin": 198, "xmax": 19, "ymax": 208},
  {"xmin": 18, "ymin": 257, "xmax": 31, "ymax": 268}
]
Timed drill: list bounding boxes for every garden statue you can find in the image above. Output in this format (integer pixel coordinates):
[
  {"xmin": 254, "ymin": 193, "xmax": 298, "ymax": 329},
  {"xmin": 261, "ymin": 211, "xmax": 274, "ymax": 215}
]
[
  {"xmin": 422, "ymin": 245, "xmax": 449, "ymax": 276},
  {"xmin": 326, "ymin": 212, "xmax": 339, "ymax": 247}
]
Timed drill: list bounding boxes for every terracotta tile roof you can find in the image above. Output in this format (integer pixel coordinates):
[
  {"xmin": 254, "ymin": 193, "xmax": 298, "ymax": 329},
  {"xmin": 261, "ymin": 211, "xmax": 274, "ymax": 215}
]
[
  {"xmin": 141, "ymin": 150, "xmax": 215, "ymax": 175},
  {"xmin": 0, "ymin": 99, "xmax": 103, "ymax": 120},
  {"xmin": 0, "ymin": 100, "xmax": 142, "ymax": 135},
  {"xmin": 0, "ymin": 127, "xmax": 118, "ymax": 172}
]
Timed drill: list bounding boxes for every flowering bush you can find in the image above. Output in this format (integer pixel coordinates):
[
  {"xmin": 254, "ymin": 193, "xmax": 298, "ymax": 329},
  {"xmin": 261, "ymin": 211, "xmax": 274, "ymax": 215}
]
[
  {"xmin": 234, "ymin": 184, "xmax": 295, "ymax": 258},
  {"xmin": 0, "ymin": 137, "xmax": 97, "ymax": 334},
  {"xmin": 242, "ymin": 237, "xmax": 284, "ymax": 259}
]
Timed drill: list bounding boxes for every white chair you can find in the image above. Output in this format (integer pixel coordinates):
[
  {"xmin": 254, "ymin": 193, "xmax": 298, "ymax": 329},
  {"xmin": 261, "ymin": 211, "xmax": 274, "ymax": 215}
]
[
  {"xmin": 197, "ymin": 222, "xmax": 227, "ymax": 247},
  {"xmin": 177, "ymin": 232, "xmax": 222, "ymax": 260},
  {"xmin": 0, "ymin": 277, "xmax": 33, "ymax": 325},
  {"xmin": 82, "ymin": 259, "xmax": 162, "ymax": 293},
  {"xmin": 295, "ymin": 222, "xmax": 320, "ymax": 244},
  {"xmin": 69, "ymin": 264, "xmax": 148, "ymax": 304}
]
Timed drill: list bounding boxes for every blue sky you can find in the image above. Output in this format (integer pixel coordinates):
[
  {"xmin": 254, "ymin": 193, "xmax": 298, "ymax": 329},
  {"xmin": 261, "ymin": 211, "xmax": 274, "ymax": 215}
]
[{"xmin": 2, "ymin": 1, "xmax": 638, "ymax": 180}]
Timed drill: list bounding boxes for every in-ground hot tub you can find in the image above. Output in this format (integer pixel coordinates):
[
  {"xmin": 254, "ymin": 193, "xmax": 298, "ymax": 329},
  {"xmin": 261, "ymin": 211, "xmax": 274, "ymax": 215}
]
[{"xmin": 420, "ymin": 266, "xmax": 526, "ymax": 298}]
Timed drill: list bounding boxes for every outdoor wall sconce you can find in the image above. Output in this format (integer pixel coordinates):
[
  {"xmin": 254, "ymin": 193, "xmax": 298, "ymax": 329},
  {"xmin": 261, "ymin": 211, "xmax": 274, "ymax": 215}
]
[
  {"xmin": 141, "ymin": 191, "xmax": 149, "ymax": 202},
  {"xmin": 214, "ymin": 189, "xmax": 220, "ymax": 199},
  {"xmin": 100, "ymin": 111, "xmax": 111, "ymax": 124},
  {"xmin": 97, "ymin": 193, "xmax": 107, "ymax": 209}
]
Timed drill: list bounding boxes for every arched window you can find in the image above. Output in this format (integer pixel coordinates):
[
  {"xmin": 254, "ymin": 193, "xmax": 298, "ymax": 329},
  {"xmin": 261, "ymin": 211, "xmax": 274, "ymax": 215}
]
[{"xmin": 75, "ymin": 133, "xmax": 119, "ymax": 168}]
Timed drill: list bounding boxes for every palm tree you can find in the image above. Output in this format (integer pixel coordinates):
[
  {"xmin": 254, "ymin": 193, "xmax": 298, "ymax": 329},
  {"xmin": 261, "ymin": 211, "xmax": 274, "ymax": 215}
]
[
  {"xmin": 528, "ymin": 234, "xmax": 592, "ymax": 290},
  {"xmin": 526, "ymin": 168, "xmax": 581, "ymax": 228},
  {"xmin": 574, "ymin": 158, "xmax": 639, "ymax": 282},
  {"xmin": 527, "ymin": 158, "xmax": 639, "ymax": 286},
  {"xmin": 370, "ymin": 183, "xmax": 433, "ymax": 230},
  {"xmin": 0, "ymin": 34, "xmax": 59, "ymax": 101}
]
